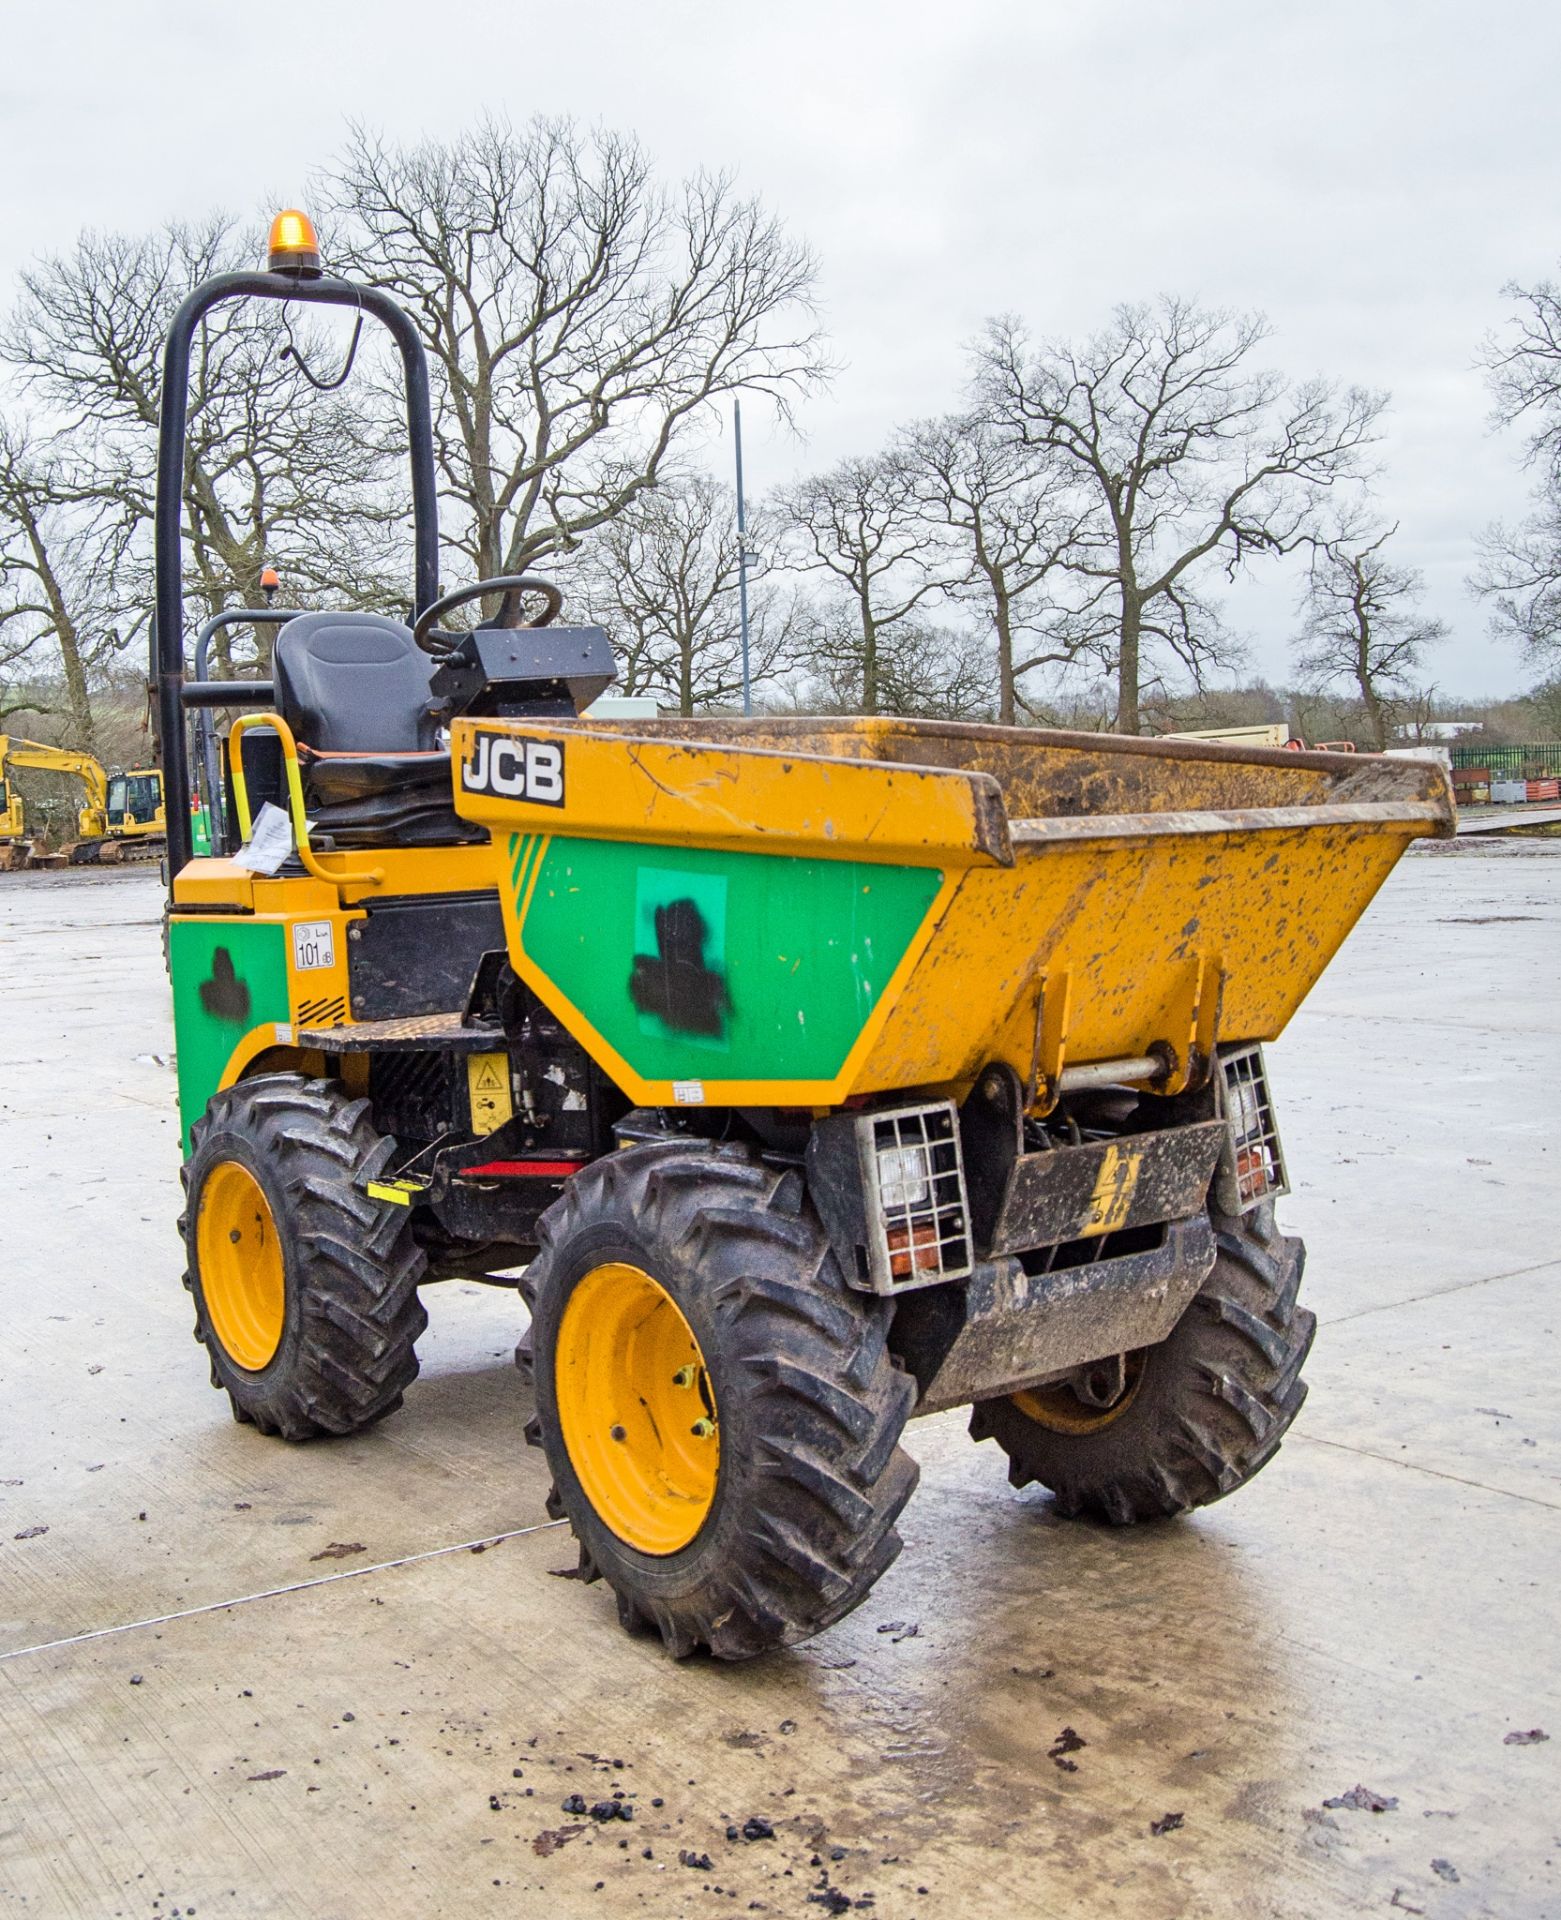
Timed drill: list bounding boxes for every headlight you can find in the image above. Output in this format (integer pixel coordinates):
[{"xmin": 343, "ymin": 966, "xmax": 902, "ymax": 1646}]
[
  {"xmin": 876, "ymin": 1144, "xmax": 931, "ymax": 1212},
  {"xmin": 1228, "ymin": 1075, "xmax": 1263, "ymax": 1138},
  {"xmin": 852, "ymin": 1102, "xmax": 973, "ymax": 1293},
  {"xmin": 1216, "ymin": 1044, "xmax": 1289, "ymax": 1211}
]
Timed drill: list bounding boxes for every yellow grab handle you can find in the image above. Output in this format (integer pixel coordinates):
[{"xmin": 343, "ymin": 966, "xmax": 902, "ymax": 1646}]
[{"xmin": 227, "ymin": 712, "xmax": 383, "ymax": 890}]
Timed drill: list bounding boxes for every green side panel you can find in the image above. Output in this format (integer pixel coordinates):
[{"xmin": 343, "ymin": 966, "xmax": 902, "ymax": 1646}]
[
  {"xmin": 512, "ymin": 834, "xmax": 943, "ymax": 1085},
  {"xmin": 169, "ymin": 919, "xmax": 291, "ymax": 1153}
]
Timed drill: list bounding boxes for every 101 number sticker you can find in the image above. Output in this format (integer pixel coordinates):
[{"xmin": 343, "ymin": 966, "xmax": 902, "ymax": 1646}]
[{"xmin": 292, "ymin": 920, "xmax": 336, "ymax": 972}]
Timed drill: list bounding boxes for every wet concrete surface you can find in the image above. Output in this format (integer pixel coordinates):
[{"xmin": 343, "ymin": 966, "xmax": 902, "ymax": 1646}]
[{"xmin": 1, "ymin": 843, "xmax": 1557, "ymax": 1918}]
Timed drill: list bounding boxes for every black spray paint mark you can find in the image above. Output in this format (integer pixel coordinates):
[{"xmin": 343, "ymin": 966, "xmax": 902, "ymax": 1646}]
[
  {"xmin": 629, "ymin": 899, "xmax": 729, "ymax": 1039},
  {"xmin": 198, "ymin": 947, "xmax": 252, "ymax": 1025}
]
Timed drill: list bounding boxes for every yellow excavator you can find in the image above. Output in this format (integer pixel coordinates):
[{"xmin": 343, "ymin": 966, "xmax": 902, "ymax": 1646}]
[{"xmin": 0, "ymin": 735, "xmax": 173, "ymax": 869}]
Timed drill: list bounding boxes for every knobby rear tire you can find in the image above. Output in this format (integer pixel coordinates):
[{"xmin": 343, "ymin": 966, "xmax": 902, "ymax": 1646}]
[
  {"xmin": 970, "ymin": 1202, "xmax": 1315, "ymax": 1522},
  {"xmin": 180, "ymin": 1073, "xmax": 427, "ymax": 1440}
]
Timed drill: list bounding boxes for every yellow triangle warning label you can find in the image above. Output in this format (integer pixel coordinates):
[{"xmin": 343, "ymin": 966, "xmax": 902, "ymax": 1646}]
[{"xmin": 466, "ymin": 1052, "xmax": 514, "ymax": 1134}]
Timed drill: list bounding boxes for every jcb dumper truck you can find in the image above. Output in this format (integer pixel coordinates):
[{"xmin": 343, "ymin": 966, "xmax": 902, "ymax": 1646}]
[{"xmin": 152, "ymin": 214, "xmax": 1455, "ymax": 1658}]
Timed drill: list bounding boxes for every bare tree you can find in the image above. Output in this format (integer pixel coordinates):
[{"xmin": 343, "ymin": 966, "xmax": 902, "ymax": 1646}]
[
  {"xmin": 324, "ymin": 119, "xmax": 828, "ymax": 597},
  {"xmin": 3, "ymin": 218, "xmax": 401, "ymax": 674},
  {"xmin": 1396, "ymin": 683, "xmax": 1445, "ymax": 745},
  {"xmin": 576, "ymin": 473, "xmax": 796, "ymax": 713},
  {"xmin": 791, "ymin": 598, "xmax": 993, "ymax": 719},
  {"xmin": 1528, "ymin": 673, "xmax": 1561, "ymax": 737},
  {"xmin": 1294, "ymin": 521, "xmax": 1445, "ymax": 749},
  {"xmin": 0, "ymin": 418, "xmax": 133, "ymax": 750},
  {"xmin": 974, "ymin": 300, "xmax": 1385, "ymax": 732},
  {"xmin": 1474, "ymin": 499, "xmax": 1561, "ymax": 665},
  {"xmin": 776, "ymin": 451, "xmax": 952, "ymax": 715},
  {"xmin": 901, "ymin": 410, "xmax": 1086, "ymax": 724},
  {"xmin": 1475, "ymin": 272, "xmax": 1561, "ymax": 665},
  {"xmin": 1482, "ymin": 273, "xmax": 1561, "ymax": 468},
  {"xmin": 1148, "ymin": 678, "xmax": 1289, "ymax": 737}
]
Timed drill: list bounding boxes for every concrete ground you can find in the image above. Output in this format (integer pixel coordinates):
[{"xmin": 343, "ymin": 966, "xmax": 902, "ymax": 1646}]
[
  {"xmin": 1, "ymin": 842, "xmax": 1557, "ymax": 1920},
  {"xmin": 1455, "ymin": 804, "xmax": 1561, "ymax": 835}
]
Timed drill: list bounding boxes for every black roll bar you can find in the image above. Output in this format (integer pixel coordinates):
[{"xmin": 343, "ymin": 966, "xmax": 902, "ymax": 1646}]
[
  {"xmin": 189, "ymin": 606, "xmax": 301, "ymax": 850},
  {"xmin": 153, "ymin": 270, "xmax": 439, "ymax": 881},
  {"xmin": 181, "ymin": 681, "xmax": 279, "ymax": 705}
]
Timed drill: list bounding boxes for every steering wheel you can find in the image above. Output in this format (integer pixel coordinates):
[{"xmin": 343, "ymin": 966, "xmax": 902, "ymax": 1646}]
[{"xmin": 411, "ymin": 574, "xmax": 564, "ymax": 656}]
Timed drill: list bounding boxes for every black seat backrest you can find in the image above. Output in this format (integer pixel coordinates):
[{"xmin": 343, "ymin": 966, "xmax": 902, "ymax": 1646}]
[{"xmin": 273, "ymin": 612, "xmax": 437, "ymax": 754}]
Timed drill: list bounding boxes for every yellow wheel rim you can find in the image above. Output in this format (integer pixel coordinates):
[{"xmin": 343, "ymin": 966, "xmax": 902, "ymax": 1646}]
[
  {"xmin": 1012, "ymin": 1352, "xmax": 1146, "ymax": 1435},
  {"xmin": 554, "ymin": 1261, "xmax": 718, "ymax": 1556},
  {"xmin": 196, "ymin": 1159, "xmax": 286, "ymax": 1373}
]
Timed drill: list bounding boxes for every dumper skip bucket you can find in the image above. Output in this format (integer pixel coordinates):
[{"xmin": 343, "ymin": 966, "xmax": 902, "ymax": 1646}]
[{"xmin": 451, "ymin": 716, "xmax": 1453, "ymax": 1112}]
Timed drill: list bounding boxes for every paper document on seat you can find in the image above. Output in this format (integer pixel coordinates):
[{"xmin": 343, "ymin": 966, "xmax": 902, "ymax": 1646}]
[{"xmin": 233, "ymin": 801, "xmax": 293, "ymax": 874}]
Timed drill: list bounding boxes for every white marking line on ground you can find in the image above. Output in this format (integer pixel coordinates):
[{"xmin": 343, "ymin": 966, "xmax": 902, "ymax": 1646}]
[
  {"xmin": 1300, "ymin": 1008, "xmax": 1561, "ymax": 1037},
  {"xmin": 1293, "ymin": 1434, "xmax": 1561, "ymax": 1514},
  {"xmin": 1318, "ymin": 1254, "xmax": 1561, "ymax": 1328},
  {"xmin": 0, "ymin": 1519, "xmax": 567, "ymax": 1666}
]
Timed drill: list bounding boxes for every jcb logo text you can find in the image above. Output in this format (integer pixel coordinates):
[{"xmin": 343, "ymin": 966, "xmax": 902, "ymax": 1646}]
[{"xmin": 460, "ymin": 733, "xmax": 565, "ymax": 807}]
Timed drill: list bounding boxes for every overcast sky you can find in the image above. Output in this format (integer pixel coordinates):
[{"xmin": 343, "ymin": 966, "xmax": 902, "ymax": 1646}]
[{"xmin": 6, "ymin": 0, "xmax": 1557, "ymax": 696}]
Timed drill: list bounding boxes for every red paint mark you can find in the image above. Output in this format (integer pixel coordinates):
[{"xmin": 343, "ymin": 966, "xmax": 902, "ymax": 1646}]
[{"xmin": 460, "ymin": 1160, "xmax": 585, "ymax": 1179}]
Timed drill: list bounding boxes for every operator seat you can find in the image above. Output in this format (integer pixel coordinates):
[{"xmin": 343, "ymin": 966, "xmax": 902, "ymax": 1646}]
[
  {"xmin": 273, "ymin": 611, "xmax": 437, "ymax": 754},
  {"xmin": 266, "ymin": 611, "xmax": 481, "ymax": 847}
]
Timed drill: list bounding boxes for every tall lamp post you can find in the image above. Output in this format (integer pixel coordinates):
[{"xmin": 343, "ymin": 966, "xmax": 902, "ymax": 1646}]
[{"xmin": 734, "ymin": 398, "xmax": 753, "ymax": 717}]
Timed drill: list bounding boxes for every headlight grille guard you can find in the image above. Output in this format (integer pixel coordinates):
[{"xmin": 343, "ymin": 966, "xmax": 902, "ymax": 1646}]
[
  {"xmin": 1213, "ymin": 1042, "xmax": 1289, "ymax": 1213},
  {"xmin": 854, "ymin": 1101, "xmax": 975, "ymax": 1294}
]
